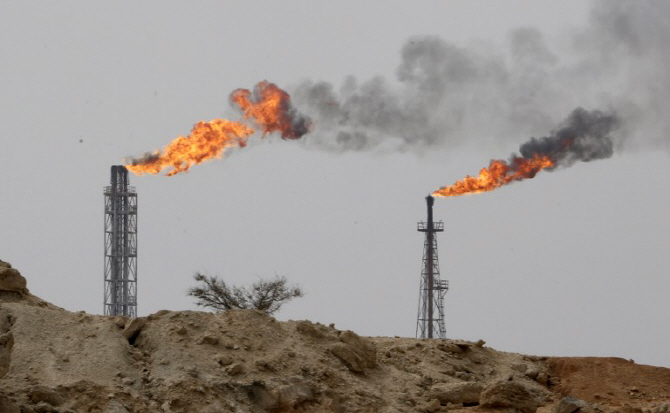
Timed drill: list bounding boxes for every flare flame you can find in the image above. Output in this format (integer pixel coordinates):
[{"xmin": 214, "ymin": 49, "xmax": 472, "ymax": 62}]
[
  {"xmin": 125, "ymin": 81, "xmax": 310, "ymax": 176},
  {"xmin": 230, "ymin": 81, "xmax": 310, "ymax": 139},
  {"xmin": 432, "ymin": 155, "xmax": 555, "ymax": 197},
  {"xmin": 432, "ymin": 108, "xmax": 618, "ymax": 197},
  {"xmin": 126, "ymin": 120, "xmax": 254, "ymax": 176}
]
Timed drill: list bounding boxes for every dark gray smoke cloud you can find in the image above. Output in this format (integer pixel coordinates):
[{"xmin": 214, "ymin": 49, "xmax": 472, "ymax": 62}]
[
  {"xmin": 292, "ymin": 38, "xmax": 519, "ymax": 151},
  {"xmin": 291, "ymin": 0, "xmax": 670, "ymax": 154},
  {"xmin": 127, "ymin": 152, "xmax": 160, "ymax": 167},
  {"xmin": 520, "ymin": 108, "xmax": 619, "ymax": 168}
]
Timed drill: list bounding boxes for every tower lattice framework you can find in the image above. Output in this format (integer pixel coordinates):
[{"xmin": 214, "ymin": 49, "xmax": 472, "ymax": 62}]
[
  {"xmin": 104, "ymin": 165, "xmax": 137, "ymax": 317},
  {"xmin": 416, "ymin": 195, "xmax": 448, "ymax": 338}
]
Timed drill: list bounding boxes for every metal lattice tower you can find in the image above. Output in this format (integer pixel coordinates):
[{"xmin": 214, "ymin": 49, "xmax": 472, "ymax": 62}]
[
  {"xmin": 416, "ymin": 195, "xmax": 448, "ymax": 339},
  {"xmin": 104, "ymin": 165, "xmax": 138, "ymax": 317}
]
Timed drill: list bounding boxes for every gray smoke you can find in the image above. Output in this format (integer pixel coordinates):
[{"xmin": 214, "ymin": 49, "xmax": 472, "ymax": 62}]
[
  {"xmin": 127, "ymin": 152, "xmax": 160, "ymax": 166},
  {"xmin": 291, "ymin": 0, "xmax": 670, "ymax": 154},
  {"xmin": 520, "ymin": 108, "xmax": 619, "ymax": 168}
]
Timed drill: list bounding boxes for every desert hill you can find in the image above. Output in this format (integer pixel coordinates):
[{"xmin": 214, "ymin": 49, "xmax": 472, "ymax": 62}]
[{"xmin": 1, "ymin": 259, "xmax": 669, "ymax": 413}]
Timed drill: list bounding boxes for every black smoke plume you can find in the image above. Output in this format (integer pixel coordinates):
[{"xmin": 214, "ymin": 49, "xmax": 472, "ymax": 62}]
[
  {"xmin": 291, "ymin": 1, "xmax": 670, "ymax": 154},
  {"xmin": 520, "ymin": 108, "xmax": 619, "ymax": 168}
]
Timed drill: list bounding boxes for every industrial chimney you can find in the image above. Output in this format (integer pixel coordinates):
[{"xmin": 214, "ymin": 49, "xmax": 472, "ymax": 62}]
[
  {"xmin": 103, "ymin": 165, "xmax": 138, "ymax": 317},
  {"xmin": 416, "ymin": 195, "xmax": 448, "ymax": 338}
]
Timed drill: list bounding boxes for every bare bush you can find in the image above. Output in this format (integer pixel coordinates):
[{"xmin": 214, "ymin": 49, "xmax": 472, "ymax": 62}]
[{"xmin": 187, "ymin": 273, "xmax": 303, "ymax": 315}]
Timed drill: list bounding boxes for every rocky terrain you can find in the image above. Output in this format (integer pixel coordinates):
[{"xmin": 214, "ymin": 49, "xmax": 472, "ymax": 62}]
[{"xmin": 1, "ymin": 259, "xmax": 669, "ymax": 413}]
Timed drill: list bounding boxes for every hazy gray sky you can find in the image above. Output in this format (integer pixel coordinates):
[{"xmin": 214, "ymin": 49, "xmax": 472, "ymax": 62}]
[{"xmin": 2, "ymin": 1, "xmax": 669, "ymax": 368}]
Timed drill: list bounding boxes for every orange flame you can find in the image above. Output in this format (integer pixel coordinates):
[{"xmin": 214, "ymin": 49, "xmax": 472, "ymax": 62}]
[
  {"xmin": 432, "ymin": 155, "xmax": 555, "ymax": 197},
  {"xmin": 125, "ymin": 81, "xmax": 310, "ymax": 176},
  {"xmin": 230, "ymin": 81, "xmax": 309, "ymax": 139},
  {"xmin": 125, "ymin": 119, "xmax": 254, "ymax": 176}
]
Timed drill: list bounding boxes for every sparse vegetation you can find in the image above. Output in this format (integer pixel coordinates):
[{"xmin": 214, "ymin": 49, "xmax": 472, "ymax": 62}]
[{"xmin": 187, "ymin": 273, "xmax": 304, "ymax": 315}]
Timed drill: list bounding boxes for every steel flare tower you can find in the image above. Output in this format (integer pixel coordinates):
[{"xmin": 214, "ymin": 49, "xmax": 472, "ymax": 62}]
[
  {"xmin": 416, "ymin": 195, "xmax": 448, "ymax": 338},
  {"xmin": 104, "ymin": 165, "xmax": 138, "ymax": 317}
]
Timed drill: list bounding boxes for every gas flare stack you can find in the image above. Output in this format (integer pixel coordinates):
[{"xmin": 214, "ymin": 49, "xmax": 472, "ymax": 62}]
[
  {"xmin": 416, "ymin": 195, "xmax": 448, "ymax": 338},
  {"xmin": 104, "ymin": 165, "xmax": 138, "ymax": 317}
]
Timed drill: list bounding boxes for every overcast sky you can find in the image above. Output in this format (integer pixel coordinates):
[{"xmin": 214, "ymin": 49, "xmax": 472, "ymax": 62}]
[{"xmin": 2, "ymin": 1, "xmax": 669, "ymax": 368}]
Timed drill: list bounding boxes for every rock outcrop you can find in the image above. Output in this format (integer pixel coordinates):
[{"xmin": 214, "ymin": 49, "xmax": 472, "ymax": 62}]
[
  {"xmin": 480, "ymin": 380, "xmax": 545, "ymax": 413},
  {"xmin": 652, "ymin": 404, "xmax": 670, "ymax": 413},
  {"xmin": 1, "ymin": 260, "xmax": 669, "ymax": 413},
  {"xmin": 429, "ymin": 381, "xmax": 484, "ymax": 405},
  {"xmin": 329, "ymin": 330, "xmax": 377, "ymax": 373},
  {"xmin": 0, "ymin": 260, "xmax": 27, "ymax": 294},
  {"xmin": 553, "ymin": 396, "xmax": 596, "ymax": 413}
]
